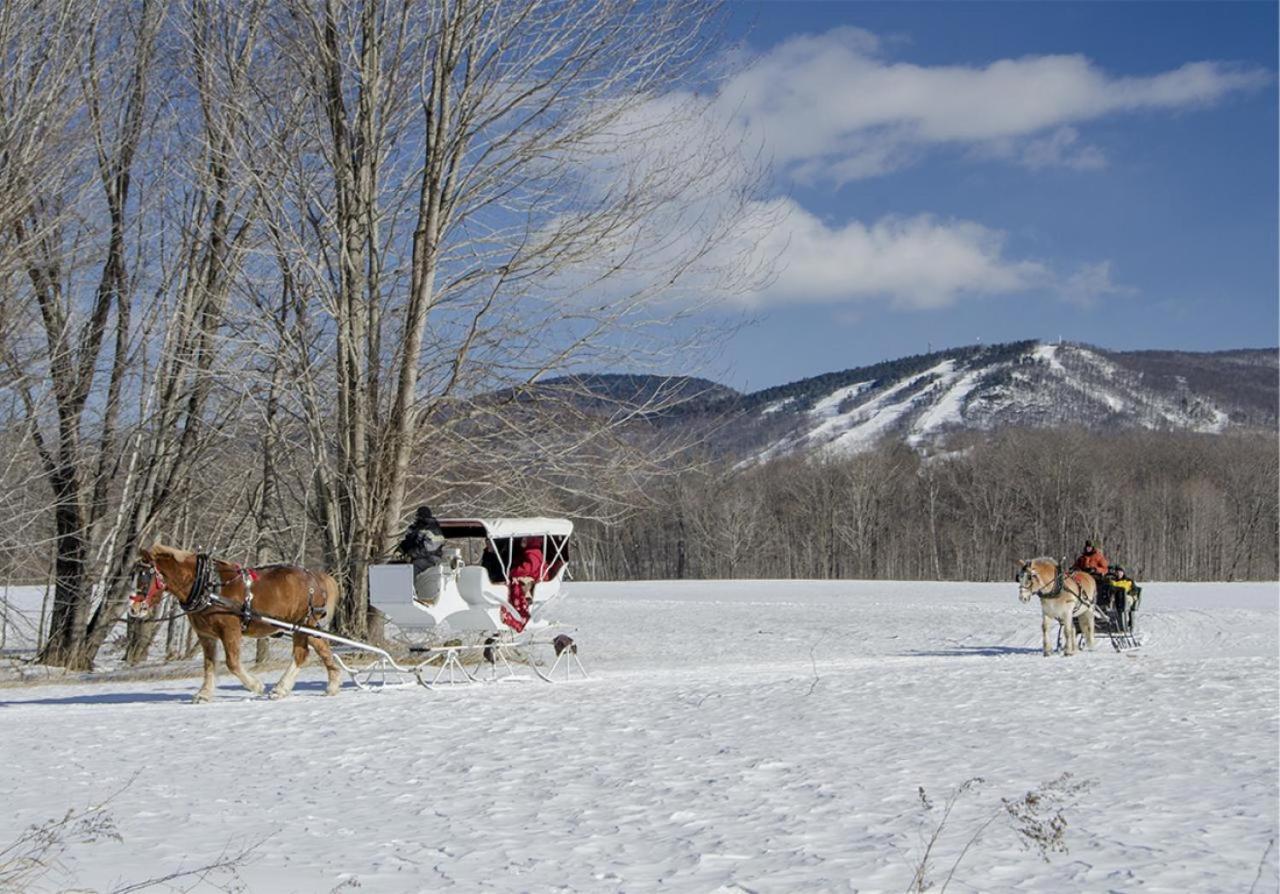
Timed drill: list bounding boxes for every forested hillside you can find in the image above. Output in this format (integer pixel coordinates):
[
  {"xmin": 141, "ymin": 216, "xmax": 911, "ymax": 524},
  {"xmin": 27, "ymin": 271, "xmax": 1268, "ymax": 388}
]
[{"xmin": 572, "ymin": 428, "xmax": 1279, "ymax": 583}]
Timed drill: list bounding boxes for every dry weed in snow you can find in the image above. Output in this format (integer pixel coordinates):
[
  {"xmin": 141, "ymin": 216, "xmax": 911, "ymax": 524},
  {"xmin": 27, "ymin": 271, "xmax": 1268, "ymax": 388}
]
[
  {"xmin": 908, "ymin": 773, "xmax": 1093, "ymax": 892},
  {"xmin": 0, "ymin": 778, "xmax": 262, "ymax": 894}
]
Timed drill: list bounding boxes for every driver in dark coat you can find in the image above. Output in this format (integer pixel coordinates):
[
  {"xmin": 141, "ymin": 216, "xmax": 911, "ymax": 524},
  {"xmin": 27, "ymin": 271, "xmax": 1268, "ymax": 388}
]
[{"xmin": 399, "ymin": 506, "xmax": 445, "ymax": 574}]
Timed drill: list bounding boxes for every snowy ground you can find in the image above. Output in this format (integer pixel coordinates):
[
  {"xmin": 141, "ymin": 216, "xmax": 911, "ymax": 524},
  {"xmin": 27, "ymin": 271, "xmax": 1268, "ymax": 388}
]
[{"xmin": 1, "ymin": 579, "xmax": 1277, "ymax": 893}]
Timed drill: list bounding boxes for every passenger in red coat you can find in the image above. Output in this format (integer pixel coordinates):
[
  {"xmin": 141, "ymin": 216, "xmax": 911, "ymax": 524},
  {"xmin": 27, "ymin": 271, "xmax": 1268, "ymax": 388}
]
[
  {"xmin": 1072, "ymin": 540, "xmax": 1109, "ymax": 577},
  {"xmin": 501, "ymin": 537, "xmax": 546, "ymax": 632}
]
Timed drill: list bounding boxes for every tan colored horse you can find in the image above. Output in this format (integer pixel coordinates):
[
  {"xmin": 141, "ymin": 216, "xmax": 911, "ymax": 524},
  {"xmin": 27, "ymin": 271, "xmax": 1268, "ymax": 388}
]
[
  {"xmin": 1015, "ymin": 556, "xmax": 1096, "ymax": 657},
  {"xmin": 129, "ymin": 544, "xmax": 342, "ymax": 702}
]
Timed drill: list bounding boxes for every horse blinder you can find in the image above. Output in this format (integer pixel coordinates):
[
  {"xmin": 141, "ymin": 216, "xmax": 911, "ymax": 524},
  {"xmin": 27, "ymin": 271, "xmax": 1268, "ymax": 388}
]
[{"xmin": 129, "ymin": 563, "xmax": 166, "ymax": 614}]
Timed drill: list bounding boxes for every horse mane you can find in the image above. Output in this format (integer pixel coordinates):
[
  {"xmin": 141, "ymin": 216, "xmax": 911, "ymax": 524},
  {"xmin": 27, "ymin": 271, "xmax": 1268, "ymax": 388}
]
[
  {"xmin": 148, "ymin": 544, "xmax": 273, "ymax": 573},
  {"xmin": 149, "ymin": 542, "xmax": 194, "ymax": 563}
]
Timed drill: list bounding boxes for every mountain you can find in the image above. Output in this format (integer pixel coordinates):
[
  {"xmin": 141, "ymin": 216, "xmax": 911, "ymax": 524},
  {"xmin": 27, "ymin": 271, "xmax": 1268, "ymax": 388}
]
[
  {"xmin": 532, "ymin": 373, "xmax": 739, "ymax": 412},
  {"xmin": 611, "ymin": 341, "xmax": 1278, "ymax": 460}
]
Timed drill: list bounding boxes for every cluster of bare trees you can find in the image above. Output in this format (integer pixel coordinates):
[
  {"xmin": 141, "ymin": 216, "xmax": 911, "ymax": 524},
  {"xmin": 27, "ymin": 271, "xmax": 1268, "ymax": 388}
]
[
  {"xmin": 576, "ymin": 429, "xmax": 1280, "ymax": 583},
  {"xmin": 0, "ymin": 0, "xmax": 758, "ymax": 668}
]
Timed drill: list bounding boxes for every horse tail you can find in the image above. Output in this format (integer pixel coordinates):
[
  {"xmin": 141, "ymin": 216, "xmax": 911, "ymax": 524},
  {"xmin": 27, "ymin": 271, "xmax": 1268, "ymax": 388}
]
[{"xmin": 318, "ymin": 573, "xmax": 340, "ymax": 630}]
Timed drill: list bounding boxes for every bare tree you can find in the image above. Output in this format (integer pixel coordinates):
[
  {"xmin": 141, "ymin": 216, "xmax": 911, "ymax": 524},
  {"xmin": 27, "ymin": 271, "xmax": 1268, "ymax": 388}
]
[
  {"xmin": 244, "ymin": 0, "xmax": 763, "ymax": 635},
  {"xmin": 0, "ymin": 0, "xmax": 282, "ymax": 668},
  {"xmin": 0, "ymin": 0, "xmax": 167, "ymax": 668}
]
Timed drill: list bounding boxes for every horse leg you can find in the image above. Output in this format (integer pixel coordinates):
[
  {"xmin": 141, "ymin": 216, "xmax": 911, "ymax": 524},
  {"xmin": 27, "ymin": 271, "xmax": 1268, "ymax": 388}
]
[
  {"xmin": 308, "ymin": 636, "xmax": 342, "ymax": 696},
  {"xmin": 270, "ymin": 633, "xmax": 309, "ymax": 700},
  {"xmin": 1062, "ymin": 610, "xmax": 1076, "ymax": 657},
  {"xmin": 223, "ymin": 630, "xmax": 265, "ymax": 696},
  {"xmin": 1081, "ymin": 608, "xmax": 1096, "ymax": 651},
  {"xmin": 193, "ymin": 635, "xmax": 218, "ymax": 703},
  {"xmin": 1042, "ymin": 613, "xmax": 1053, "ymax": 657}
]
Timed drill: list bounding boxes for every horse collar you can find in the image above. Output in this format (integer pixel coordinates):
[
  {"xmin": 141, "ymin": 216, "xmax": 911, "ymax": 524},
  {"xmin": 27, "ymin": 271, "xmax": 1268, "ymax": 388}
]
[
  {"xmin": 1034, "ymin": 564, "xmax": 1065, "ymax": 599},
  {"xmin": 181, "ymin": 553, "xmax": 221, "ymax": 612}
]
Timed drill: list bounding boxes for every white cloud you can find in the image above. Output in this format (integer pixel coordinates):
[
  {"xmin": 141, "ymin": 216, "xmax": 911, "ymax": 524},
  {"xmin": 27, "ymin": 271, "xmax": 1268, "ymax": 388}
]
[
  {"xmin": 542, "ymin": 94, "xmax": 1129, "ymax": 313},
  {"xmin": 540, "ymin": 27, "xmax": 1224, "ymax": 313},
  {"xmin": 716, "ymin": 199, "xmax": 1048, "ymax": 311},
  {"xmin": 1057, "ymin": 260, "xmax": 1135, "ymax": 307},
  {"xmin": 1019, "ymin": 127, "xmax": 1107, "ymax": 171},
  {"xmin": 717, "ymin": 28, "xmax": 1270, "ymax": 183}
]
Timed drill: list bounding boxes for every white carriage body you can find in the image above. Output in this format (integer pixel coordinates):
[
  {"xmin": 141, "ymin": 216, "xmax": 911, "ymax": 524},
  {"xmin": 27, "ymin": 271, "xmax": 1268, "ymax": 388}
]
[{"xmin": 369, "ymin": 517, "xmax": 573, "ymax": 634}]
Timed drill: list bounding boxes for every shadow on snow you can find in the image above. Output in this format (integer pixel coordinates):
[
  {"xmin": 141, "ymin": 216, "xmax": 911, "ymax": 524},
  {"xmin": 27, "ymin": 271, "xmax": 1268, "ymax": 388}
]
[
  {"xmin": 902, "ymin": 644, "xmax": 1044, "ymax": 658},
  {"xmin": 0, "ymin": 679, "xmax": 338, "ymax": 707}
]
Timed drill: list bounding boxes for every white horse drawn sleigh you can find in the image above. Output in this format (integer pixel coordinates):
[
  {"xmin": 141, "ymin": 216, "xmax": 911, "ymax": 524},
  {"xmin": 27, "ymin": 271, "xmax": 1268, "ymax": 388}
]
[
  {"xmin": 357, "ymin": 516, "xmax": 586, "ymax": 687},
  {"xmin": 128, "ymin": 516, "xmax": 585, "ymax": 701}
]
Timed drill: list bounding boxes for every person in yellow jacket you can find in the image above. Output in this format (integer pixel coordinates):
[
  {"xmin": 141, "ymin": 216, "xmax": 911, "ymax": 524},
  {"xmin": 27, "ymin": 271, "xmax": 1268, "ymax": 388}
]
[{"xmin": 1105, "ymin": 565, "xmax": 1142, "ymax": 624}]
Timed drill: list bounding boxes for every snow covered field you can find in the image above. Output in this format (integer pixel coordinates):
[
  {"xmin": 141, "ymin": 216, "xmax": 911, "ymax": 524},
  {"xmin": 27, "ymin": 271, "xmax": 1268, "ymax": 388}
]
[{"xmin": 2, "ymin": 579, "xmax": 1277, "ymax": 892}]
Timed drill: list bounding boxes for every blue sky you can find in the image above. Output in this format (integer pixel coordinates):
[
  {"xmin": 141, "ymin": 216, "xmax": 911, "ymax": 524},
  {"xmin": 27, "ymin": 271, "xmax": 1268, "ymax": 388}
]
[{"xmin": 686, "ymin": 2, "xmax": 1277, "ymax": 391}]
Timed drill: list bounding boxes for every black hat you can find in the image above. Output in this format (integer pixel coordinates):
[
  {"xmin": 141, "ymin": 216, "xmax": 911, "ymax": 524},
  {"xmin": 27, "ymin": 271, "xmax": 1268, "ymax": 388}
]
[
  {"xmin": 414, "ymin": 506, "xmax": 435, "ymax": 520},
  {"xmin": 1084, "ymin": 540, "xmax": 1093, "ymax": 549}
]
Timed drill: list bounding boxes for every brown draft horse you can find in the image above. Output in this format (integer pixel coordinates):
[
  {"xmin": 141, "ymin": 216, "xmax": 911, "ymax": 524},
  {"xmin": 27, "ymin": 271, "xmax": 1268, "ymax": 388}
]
[
  {"xmin": 129, "ymin": 544, "xmax": 342, "ymax": 702},
  {"xmin": 1015, "ymin": 556, "xmax": 1097, "ymax": 657}
]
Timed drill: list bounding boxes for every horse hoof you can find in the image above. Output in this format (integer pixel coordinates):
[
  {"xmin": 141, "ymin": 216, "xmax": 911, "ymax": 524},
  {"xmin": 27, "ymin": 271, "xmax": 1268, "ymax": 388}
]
[
  {"xmin": 191, "ymin": 692, "xmax": 212, "ymax": 704},
  {"xmin": 324, "ymin": 686, "xmax": 341, "ymax": 697},
  {"xmin": 269, "ymin": 688, "xmax": 290, "ymax": 700}
]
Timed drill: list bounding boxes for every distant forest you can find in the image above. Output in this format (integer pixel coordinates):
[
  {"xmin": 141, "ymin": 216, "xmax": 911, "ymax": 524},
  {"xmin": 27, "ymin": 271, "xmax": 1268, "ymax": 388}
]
[{"xmin": 572, "ymin": 428, "xmax": 1279, "ymax": 584}]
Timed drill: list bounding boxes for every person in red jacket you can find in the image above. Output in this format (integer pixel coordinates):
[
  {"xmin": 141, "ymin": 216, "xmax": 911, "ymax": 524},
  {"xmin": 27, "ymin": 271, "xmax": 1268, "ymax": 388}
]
[
  {"xmin": 501, "ymin": 537, "xmax": 546, "ymax": 632},
  {"xmin": 1072, "ymin": 540, "xmax": 1109, "ymax": 577}
]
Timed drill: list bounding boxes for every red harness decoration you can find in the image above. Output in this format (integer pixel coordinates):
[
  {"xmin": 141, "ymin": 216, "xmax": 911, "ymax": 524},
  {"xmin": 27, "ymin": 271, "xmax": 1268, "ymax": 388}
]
[
  {"xmin": 233, "ymin": 564, "xmax": 261, "ymax": 584},
  {"xmin": 130, "ymin": 569, "xmax": 167, "ymax": 610}
]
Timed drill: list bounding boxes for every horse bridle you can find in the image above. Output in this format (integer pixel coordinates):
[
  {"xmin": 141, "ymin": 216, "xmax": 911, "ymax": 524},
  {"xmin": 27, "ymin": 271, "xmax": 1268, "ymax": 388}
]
[
  {"xmin": 130, "ymin": 562, "xmax": 166, "ymax": 611},
  {"xmin": 131, "ymin": 553, "xmax": 241, "ymax": 615}
]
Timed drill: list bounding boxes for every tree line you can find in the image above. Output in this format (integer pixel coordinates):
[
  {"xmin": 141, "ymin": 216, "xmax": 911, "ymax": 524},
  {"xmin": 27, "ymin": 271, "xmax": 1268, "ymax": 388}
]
[{"xmin": 572, "ymin": 428, "xmax": 1279, "ymax": 584}]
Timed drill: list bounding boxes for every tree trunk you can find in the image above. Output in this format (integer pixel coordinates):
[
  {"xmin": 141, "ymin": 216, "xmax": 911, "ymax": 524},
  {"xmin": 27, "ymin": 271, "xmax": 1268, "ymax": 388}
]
[{"xmin": 39, "ymin": 469, "xmax": 90, "ymax": 669}]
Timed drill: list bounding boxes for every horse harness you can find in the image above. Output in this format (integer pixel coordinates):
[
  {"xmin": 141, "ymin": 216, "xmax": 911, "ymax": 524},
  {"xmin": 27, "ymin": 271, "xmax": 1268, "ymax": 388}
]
[{"xmin": 140, "ymin": 553, "xmax": 327, "ymax": 631}]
